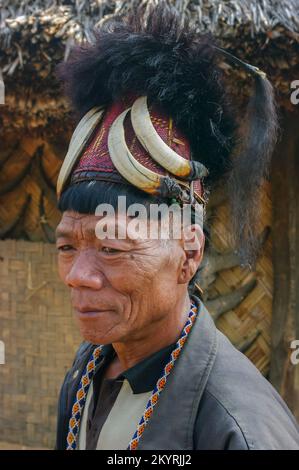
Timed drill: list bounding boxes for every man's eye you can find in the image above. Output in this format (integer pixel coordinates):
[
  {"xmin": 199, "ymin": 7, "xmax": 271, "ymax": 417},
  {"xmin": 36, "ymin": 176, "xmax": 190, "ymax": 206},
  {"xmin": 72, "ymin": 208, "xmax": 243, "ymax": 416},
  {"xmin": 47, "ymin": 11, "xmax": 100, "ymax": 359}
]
[
  {"xmin": 58, "ymin": 245, "xmax": 74, "ymax": 252},
  {"xmin": 101, "ymin": 247, "xmax": 120, "ymax": 254}
]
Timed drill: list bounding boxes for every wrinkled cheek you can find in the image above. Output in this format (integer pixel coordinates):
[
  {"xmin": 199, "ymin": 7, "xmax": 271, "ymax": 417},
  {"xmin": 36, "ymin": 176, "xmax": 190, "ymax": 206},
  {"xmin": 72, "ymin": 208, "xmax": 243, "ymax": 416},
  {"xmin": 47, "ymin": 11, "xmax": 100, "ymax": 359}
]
[
  {"xmin": 75, "ymin": 311, "xmax": 121, "ymax": 344},
  {"xmin": 109, "ymin": 265, "xmax": 153, "ymax": 297}
]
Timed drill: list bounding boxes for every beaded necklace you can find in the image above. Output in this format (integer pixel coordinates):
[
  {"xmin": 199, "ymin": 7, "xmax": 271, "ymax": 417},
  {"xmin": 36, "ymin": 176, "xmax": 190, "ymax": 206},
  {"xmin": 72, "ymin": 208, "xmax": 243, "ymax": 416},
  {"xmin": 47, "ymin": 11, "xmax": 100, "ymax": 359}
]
[{"xmin": 66, "ymin": 302, "xmax": 198, "ymax": 450}]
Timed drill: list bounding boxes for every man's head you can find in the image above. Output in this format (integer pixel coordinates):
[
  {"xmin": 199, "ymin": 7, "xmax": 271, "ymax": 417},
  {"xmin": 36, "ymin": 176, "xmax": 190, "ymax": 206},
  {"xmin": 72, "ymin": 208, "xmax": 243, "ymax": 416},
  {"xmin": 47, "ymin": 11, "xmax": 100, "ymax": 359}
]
[
  {"xmin": 56, "ymin": 3, "xmax": 278, "ymax": 266},
  {"xmin": 56, "ymin": 204, "xmax": 204, "ymax": 345},
  {"xmin": 55, "ymin": 2, "xmax": 278, "ymax": 347}
]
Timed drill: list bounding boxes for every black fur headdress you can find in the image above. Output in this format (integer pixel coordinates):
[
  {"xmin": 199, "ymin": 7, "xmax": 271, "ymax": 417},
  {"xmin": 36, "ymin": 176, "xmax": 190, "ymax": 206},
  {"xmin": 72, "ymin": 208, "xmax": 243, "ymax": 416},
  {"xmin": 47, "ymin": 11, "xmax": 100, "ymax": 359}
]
[{"xmin": 57, "ymin": 2, "xmax": 278, "ymax": 267}]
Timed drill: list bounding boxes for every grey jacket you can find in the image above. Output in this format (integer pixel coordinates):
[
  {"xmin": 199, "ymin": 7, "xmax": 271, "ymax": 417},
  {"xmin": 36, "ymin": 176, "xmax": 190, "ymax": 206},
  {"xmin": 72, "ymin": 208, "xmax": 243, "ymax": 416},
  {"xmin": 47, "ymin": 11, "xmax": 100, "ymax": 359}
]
[{"xmin": 55, "ymin": 297, "xmax": 299, "ymax": 450}]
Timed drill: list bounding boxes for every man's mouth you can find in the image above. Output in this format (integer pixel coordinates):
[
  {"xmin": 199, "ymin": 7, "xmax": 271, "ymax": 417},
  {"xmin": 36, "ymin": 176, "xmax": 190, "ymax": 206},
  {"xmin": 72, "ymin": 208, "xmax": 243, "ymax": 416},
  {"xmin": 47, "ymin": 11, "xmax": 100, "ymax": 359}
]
[{"xmin": 74, "ymin": 307, "xmax": 112, "ymax": 318}]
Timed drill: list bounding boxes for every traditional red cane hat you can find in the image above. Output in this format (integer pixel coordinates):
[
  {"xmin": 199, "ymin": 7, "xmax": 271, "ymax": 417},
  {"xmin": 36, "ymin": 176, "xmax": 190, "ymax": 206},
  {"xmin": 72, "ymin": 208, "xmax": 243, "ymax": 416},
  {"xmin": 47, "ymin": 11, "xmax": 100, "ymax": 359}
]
[{"xmin": 57, "ymin": 93, "xmax": 208, "ymax": 207}]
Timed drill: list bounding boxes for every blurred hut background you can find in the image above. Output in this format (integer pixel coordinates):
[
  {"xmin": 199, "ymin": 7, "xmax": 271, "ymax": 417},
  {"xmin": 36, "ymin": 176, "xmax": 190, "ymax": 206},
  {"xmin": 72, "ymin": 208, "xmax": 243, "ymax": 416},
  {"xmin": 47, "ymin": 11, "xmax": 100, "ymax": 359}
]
[{"xmin": 0, "ymin": 0, "xmax": 299, "ymax": 448}]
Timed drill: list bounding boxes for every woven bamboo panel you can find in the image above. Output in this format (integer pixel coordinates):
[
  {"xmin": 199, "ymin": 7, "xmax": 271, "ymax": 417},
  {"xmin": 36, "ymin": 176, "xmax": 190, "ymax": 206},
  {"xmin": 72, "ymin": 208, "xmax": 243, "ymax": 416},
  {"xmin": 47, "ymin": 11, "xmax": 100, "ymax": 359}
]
[
  {"xmin": 0, "ymin": 136, "xmax": 61, "ymax": 241},
  {"xmin": 207, "ymin": 180, "xmax": 273, "ymax": 376},
  {"xmin": 0, "ymin": 240, "xmax": 81, "ymax": 448}
]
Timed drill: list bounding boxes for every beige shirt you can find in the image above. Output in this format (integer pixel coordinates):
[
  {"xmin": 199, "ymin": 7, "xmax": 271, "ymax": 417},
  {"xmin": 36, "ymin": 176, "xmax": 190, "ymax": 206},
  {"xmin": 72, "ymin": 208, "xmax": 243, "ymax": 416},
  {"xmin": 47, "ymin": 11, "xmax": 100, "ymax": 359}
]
[{"xmin": 78, "ymin": 379, "xmax": 152, "ymax": 449}]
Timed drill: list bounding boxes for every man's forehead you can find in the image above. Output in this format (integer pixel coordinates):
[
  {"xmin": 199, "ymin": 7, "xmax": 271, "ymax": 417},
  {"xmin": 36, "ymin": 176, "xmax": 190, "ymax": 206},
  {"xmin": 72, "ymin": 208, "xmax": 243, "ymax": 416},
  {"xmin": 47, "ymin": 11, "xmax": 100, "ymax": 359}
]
[
  {"xmin": 56, "ymin": 211, "xmax": 142, "ymax": 240},
  {"xmin": 56, "ymin": 211, "xmax": 96, "ymax": 234},
  {"xmin": 55, "ymin": 209, "xmax": 190, "ymax": 244}
]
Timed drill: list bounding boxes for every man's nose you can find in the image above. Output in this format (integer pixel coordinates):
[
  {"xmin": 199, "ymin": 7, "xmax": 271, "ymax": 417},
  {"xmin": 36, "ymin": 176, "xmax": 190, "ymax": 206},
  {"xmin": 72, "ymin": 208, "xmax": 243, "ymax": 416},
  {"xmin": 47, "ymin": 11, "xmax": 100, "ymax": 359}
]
[{"xmin": 65, "ymin": 251, "xmax": 105, "ymax": 290}]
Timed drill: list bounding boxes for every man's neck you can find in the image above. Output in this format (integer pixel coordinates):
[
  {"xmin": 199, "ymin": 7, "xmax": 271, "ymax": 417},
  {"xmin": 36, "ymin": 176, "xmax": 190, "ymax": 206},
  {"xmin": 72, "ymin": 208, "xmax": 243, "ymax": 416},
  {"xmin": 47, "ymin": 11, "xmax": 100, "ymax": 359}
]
[{"xmin": 111, "ymin": 294, "xmax": 192, "ymax": 374}]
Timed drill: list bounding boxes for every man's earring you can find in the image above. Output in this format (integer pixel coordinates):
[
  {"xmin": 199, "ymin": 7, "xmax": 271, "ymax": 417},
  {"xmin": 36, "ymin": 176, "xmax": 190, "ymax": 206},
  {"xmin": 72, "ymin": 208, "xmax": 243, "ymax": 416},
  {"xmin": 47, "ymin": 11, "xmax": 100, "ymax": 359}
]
[{"xmin": 195, "ymin": 282, "xmax": 204, "ymax": 297}]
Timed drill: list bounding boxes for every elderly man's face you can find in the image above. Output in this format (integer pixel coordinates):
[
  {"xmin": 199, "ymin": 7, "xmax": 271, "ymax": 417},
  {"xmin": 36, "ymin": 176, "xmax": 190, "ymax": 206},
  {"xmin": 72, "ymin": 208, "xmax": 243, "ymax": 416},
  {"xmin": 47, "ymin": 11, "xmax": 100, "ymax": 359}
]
[{"xmin": 56, "ymin": 210, "xmax": 204, "ymax": 344}]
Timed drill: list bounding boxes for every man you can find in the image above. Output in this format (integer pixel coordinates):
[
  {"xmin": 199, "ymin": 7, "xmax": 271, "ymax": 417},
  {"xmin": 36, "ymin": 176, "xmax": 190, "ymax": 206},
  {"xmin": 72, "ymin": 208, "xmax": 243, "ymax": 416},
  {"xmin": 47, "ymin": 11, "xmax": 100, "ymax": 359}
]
[{"xmin": 54, "ymin": 4, "xmax": 299, "ymax": 450}]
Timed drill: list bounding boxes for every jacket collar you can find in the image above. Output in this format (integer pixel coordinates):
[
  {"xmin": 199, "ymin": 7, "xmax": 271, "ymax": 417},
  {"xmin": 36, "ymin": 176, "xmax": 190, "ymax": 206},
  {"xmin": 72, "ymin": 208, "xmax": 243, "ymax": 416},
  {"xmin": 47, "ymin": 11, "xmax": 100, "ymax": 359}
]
[
  {"xmin": 64, "ymin": 296, "xmax": 218, "ymax": 450},
  {"xmin": 137, "ymin": 296, "xmax": 218, "ymax": 450},
  {"xmin": 91, "ymin": 341, "xmax": 177, "ymax": 394}
]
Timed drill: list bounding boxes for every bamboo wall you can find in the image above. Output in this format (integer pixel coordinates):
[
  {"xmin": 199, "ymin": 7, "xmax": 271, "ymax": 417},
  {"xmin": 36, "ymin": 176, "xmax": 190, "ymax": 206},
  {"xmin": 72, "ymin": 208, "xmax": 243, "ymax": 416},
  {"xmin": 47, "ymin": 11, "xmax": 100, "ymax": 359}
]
[
  {"xmin": 0, "ymin": 239, "xmax": 81, "ymax": 448},
  {"xmin": 207, "ymin": 181, "xmax": 273, "ymax": 377},
  {"xmin": 0, "ymin": 135, "xmax": 63, "ymax": 243}
]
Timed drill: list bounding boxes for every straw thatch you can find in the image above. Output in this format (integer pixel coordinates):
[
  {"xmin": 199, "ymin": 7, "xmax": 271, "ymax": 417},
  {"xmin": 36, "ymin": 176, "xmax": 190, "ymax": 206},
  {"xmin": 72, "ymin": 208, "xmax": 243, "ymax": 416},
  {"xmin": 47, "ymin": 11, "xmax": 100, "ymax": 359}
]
[
  {"xmin": 1, "ymin": 0, "xmax": 299, "ymax": 134},
  {"xmin": 1, "ymin": 0, "xmax": 299, "ymax": 65}
]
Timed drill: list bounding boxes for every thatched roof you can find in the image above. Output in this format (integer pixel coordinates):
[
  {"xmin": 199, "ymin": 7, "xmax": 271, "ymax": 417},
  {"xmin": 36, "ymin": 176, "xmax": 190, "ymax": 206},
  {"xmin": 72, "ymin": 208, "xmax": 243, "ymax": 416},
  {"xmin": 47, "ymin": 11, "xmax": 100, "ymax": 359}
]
[
  {"xmin": 1, "ymin": 0, "xmax": 299, "ymax": 66},
  {"xmin": 0, "ymin": 0, "xmax": 299, "ymax": 134}
]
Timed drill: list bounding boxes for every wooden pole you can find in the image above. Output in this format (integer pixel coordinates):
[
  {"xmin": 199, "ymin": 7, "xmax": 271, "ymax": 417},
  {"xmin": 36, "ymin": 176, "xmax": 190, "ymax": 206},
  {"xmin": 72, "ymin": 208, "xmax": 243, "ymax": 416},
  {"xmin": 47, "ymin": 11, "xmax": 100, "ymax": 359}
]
[{"xmin": 270, "ymin": 110, "xmax": 299, "ymax": 421}]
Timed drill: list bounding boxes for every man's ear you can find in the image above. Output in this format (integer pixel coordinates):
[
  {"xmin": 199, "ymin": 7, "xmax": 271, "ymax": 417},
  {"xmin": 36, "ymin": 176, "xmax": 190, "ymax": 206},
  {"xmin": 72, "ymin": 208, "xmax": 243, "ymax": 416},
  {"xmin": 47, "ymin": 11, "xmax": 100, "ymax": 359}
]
[{"xmin": 178, "ymin": 224, "xmax": 205, "ymax": 285}]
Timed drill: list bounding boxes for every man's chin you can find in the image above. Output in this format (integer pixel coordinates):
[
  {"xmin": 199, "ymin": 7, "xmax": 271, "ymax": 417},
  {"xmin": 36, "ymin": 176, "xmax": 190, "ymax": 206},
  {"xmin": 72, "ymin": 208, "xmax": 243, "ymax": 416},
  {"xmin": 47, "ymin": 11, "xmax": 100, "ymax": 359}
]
[
  {"xmin": 79, "ymin": 328, "xmax": 113, "ymax": 345},
  {"xmin": 77, "ymin": 321, "xmax": 120, "ymax": 345}
]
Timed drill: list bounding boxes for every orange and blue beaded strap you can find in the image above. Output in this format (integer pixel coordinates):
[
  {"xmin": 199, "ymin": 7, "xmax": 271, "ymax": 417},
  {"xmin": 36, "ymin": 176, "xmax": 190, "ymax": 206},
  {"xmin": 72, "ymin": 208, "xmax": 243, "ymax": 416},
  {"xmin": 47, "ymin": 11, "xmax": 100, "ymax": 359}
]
[{"xmin": 66, "ymin": 302, "xmax": 198, "ymax": 450}]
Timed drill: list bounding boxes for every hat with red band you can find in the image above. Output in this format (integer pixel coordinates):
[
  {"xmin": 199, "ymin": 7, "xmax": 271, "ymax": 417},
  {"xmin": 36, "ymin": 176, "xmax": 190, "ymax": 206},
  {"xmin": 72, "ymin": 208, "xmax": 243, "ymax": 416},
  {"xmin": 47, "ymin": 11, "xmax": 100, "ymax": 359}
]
[{"xmin": 57, "ymin": 94, "xmax": 207, "ymax": 206}]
